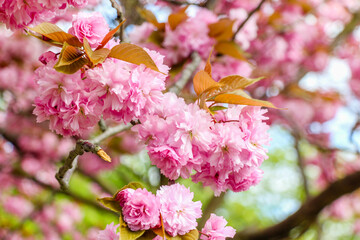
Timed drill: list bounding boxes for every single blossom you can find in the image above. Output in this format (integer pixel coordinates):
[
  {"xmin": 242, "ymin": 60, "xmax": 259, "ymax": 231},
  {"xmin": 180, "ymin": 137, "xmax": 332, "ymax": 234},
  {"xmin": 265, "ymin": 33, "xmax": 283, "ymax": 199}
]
[
  {"xmin": 157, "ymin": 183, "xmax": 202, "ymax": 236},
  {"xmin": 97, "ymin": 222, "xmax": 120, "ymax": 240},
  {"xmin": 122, "ymin": 188, "xmax": 161, "ymax": 231},
  {"xmin": 200, "ymin": 214, "xmax": 236, "ymax": 240}
]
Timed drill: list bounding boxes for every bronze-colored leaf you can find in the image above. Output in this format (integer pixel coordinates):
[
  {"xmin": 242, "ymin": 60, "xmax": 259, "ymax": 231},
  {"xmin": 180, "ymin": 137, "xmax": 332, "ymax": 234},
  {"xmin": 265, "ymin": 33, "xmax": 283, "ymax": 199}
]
[
  {"xmin": 109, "ymin": 43, "xmax": 161, "ymax": 73},
  {"xmin": 168, "ymin": 6, "xmax": 189, "ymax": 30},
  {"xmin": 84, "ymin": 38, "xmax": 110, "ymax": 66},
  {"xmin": 96, "ymin": 19, "xmax": 126, "ymax": 50},
  {"xmin": 119, "ymin": 214, "xmax": 146, "ymax": 240},
  {"xmin": 28, "ymin": 22, "xmax": 82, "ymax": 47},
  {"xmin": 137, "ymin": 8, "xmax": 165, "ymax": 31},
  {"xmin": 214, "ymin": 94, "xmax": 279, "ymax": 108},
  {"xmin": 54, "ymin": 43, "xmax": 87, "ymax": 74},
  {"xmin": 148, "ymin": 30, "xmax": 164, "ymax": 46},
  {"xmin": 214, "ymin": 41, "xmax": 249, "ymax": 62},
  {"xmin": 193, "ymin": 70, "xmax": 220, "ymax": 96},
  {"xmin": 218, "ymin": 75, "xmax": 264, "ymax": 89},
  {"xmin": 208, "ymin": 18, "xmax": 235, "ymax": 41},
  {"xmin": 204, "ymin": 48, "xmax": 213, "ymax": 76}
]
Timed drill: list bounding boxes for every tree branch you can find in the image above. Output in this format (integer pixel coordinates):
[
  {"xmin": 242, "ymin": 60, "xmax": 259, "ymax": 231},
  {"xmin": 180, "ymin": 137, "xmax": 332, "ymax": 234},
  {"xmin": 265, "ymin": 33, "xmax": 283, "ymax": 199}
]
[
  {"xmin": 232, "ymin": 0, "xmax": 267, "ymax": 41},
  {"xmin": 168, "ymin": 52, "xmax": 201, "ymax": 94},
  {"xmin": 235, "ymin": 170, "xmax": 360, "ymax": 240},
  {"xmin": 56, "ymin": 124, "xmax": 132, "ymax": 191},
  {"xmin": 109, "ymin": 0, "xmax": 126, "ymax": 41},
  {"xmin": 198, "ymin": 193, "xmax": 225, "ymax": 229}
]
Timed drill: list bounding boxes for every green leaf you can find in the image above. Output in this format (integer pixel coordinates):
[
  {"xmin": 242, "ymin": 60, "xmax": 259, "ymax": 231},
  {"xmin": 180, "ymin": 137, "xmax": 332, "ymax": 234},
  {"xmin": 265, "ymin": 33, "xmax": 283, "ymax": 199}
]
[
  {"xmin": 209, "ymin": 105, "xmax": 228, "ymax": 112},
  {"xmin": 54, "ymin": 43, "xmax": 88, "ymax": 74},
  {"xmin": 28, "ymin": 22, "xmax": 82, "ymax": 47},
  {"xmin": 120, "ymin": 182, "xmax": 145, "ymax": 191},
  {"xmin": 152, "ymin": 228, "xmax": 181, "ymax": 240},
  {"xmin": 119, "ymin": 215, "xmax": 146, "ymax": 240},
  {"xmin": 96, "ymin": 197, "xmax": 122, "ymax": 213},
  {"xmin": 109, "ymin": 43, "xmax": 161, "ymax": 73},
  {"xmin": 180, "ymin": 229, "xmax": 199, "ymax": 240}
]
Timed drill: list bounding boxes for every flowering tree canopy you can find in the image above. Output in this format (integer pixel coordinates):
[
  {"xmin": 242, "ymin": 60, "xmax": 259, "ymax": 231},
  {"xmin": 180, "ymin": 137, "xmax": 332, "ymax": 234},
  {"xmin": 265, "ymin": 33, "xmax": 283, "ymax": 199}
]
[{"xmin": 1, "ymin": 0, "xmax": 360, "ymax": 239}]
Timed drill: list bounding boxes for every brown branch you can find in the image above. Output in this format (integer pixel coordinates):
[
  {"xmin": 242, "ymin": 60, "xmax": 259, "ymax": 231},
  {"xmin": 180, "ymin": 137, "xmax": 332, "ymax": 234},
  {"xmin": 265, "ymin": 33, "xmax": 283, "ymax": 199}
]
[
  {"xmin": 109, "ymin": 0, "xmax": 125, "ymax": 40},
  {"xmin": 235, "ymin": 170, "xmax": 360, "ymax": 240},
  {"xmin": 232, "ymin": 0, "xmax": 267, "ymax": 41},
  {"xmin": 56, "ymin": 124, "xmax": 132, "ymax": 191},
  {"xmin": 198, "ymin": 192, "xmax": 225, "ymax": 229},
  {"xmin": 294, "ymin": 137, "xmax": 310, "ymax": 199}
]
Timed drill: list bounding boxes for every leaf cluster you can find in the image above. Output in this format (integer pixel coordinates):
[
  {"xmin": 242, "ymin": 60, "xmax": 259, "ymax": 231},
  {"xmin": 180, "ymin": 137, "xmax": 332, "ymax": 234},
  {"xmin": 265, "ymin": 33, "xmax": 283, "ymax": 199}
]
[{"xmin": 27, "ymin": 21, "xmax": 162, "ymax": 74}]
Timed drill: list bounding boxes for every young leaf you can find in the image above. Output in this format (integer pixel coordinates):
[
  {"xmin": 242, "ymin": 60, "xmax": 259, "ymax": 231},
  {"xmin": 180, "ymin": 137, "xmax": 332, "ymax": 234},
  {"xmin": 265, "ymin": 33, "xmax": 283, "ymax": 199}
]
[
  {"xmin": 119, "ymin": 214, "xmax": 146, "ymax": 240},
  {"xmin": 218, "ymin": 75, "xmax": 264, "ymax": 89},
  {"xmin": 168, "ymin": 6, "xmax": 189, "ymax": 30},
  {"xmin": 96, "ymin": 19, "xmax": 126, "ymax": 50},
  {"xmin": 214, "ymin": 41, "xmax": 249, "ymax": 62},
  {"xmin": 97, "ymin": 197, "xmax": 123, "ymax": 213},
  {"xmin": 214, "ymin": 94, "xmax": 279, "ymax": 108},
  {"xmin": 109, "ymin": 43, "xmax": 161, "ymax": 73},
  {"xmin": 54, "ymin": 43, "xmax": 88, "ymax": 74},
  {"xmin": 120, "ymin": 182, "xmax": 145, "ymax": 192},
  {"xmin": 137, "ymin": 8, "xmax": 165, "ymax": 31},
  {"xmin": 28, "ymin": 22, "xmax": 82, "ymax": 47},
  {"xmin": 209, "ymin": 105, "xmax": 228, "ymax": 112},
  {"xmin": 204, "ymin": 48, "xmax": 213, "ymax": 76},
  {"xmin": 152, "ymin": 228, "xmax": 181, "ymax": 240},
  {"xmin": 193, "ymin": 70, "xmax": 220, "ymax": 96},
  {"xmin": 180, "ymin": 229, "xmax": 199, "ymax": 240},
  {"xmin": 208, "ymin": 19, "xmax": 235, "ymax": 41},
  {"xmin": 83, "ymin": 38, "xmax": 110, "ymax": 66}
]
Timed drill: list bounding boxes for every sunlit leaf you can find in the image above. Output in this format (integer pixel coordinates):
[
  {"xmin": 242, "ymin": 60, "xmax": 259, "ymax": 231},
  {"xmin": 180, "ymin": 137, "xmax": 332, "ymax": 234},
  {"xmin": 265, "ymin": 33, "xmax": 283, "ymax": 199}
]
[
  {"xmin": 28, "ymin": 22, "xmax": 82, "ymax": 47},
  {"xmin": 109, "ymin": 43, "xmax": 161, "ymax": 73},
  {"xmin": 214, "ymin": 41, "xmax": 249, "ymax": 62},
  {"xmin": 54, "ymin": 43, "xmax": 88, "ymax": 74},
  {"xmin": 137, "ymin": 8, "xmax": 165, "ymax": 31},
  {"xmin": 218, "ymin": 75, "xmax": 264, "ymax": 89},
  {"xmin": 168, "ymin": 6, "xmax": 189, "ymax": 30},
  {"xmin": 214, "ymin": 94, "xmax": 279, "ymax": 108},
  {"xmin": 96, "ymin": 19, "xmax": 126, "ymax": 50},
  {"xmin": 119, "ymin": 214, "xmax": 146, "ymax": 240},
  {"xmin": 193, "ymin": 70, "xmax": 220, "ymax": 96},
  {"xmin": 180, "ymin": 229, "xmax": 199, "ymax": 240},
  {"xmin": 208, "ymin": 18, "xmax": 234, "ymax": 41}
]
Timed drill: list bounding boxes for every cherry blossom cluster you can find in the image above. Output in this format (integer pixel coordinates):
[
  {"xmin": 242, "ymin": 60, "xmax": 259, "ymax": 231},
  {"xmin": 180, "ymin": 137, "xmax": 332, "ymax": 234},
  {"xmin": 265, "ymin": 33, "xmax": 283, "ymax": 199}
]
[
  {"xmin": 97, "ymin": 184, "xmax": 235, "ymax": 240},
  {"xmin": 134, "ymin": 93, "xmax": 270, "ymax": 195},
  {"xmin": 117, "ymin": 183, "xmax": 202, "ymax": 236},
  {"xmin": 0, "ymin": 0, "xmax": 100, "ymax": 30},
  {"xmin": 32, "ymin": 13, "xmax": 168, "ymax": 136}
]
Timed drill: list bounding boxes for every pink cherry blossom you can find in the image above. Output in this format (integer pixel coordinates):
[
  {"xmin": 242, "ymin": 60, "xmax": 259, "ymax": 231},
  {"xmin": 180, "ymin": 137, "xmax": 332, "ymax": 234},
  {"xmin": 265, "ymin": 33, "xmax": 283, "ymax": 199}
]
[
  {"xmin": 97, "ymin": 222, "xmax": 119, "ymax": 240},
  {"xmin": 157, "ymin": 183, "xmax": 202, "ymax": 236},
  {"xmin": 122, "ymin": 188, "xmax": 161, "ymax": 231},
  {"xmin": 200, "ymin": 214, "xmax": 236, "ymax": 240},
  {"xmin": 69, "ymin": 12, "xmax": 109, "ymax": 48},
  {"xmin": 116, "ymin": 188, "xmax": 135, "ymax": 207}
]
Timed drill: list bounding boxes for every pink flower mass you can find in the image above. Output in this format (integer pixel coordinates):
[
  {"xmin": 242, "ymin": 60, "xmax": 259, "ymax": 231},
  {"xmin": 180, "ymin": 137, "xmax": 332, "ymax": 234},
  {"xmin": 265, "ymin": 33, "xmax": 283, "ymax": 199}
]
[{"xmin": 200, "ymin": 214, "xmax": 236, "ymax": 240}]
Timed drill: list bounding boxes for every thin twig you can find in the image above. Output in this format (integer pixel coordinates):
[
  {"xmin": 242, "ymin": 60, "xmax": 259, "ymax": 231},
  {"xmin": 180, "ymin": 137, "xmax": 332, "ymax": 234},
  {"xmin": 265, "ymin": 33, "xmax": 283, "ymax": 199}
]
[
  {"xmin": 168, "ymin": 52, "xmax": 201, "ymax": 94},
  {"xmin": 160, "ymin": 0, "xmax": 207, "ymax": 6},
  {"xmin": 232, "ymin": 0, "xmax": 266, "ymax": 41},
  {"xmin": 294, "ymin": 137, "xmax": 310, "ymax": 199},
  {"xmin": 56, "ymin": 124, "xmax": 132, "ymax": 191}
]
